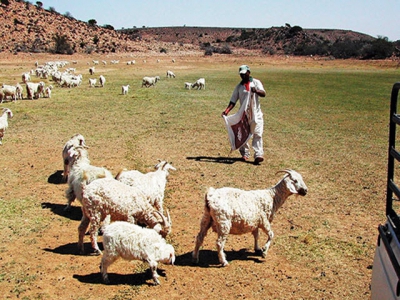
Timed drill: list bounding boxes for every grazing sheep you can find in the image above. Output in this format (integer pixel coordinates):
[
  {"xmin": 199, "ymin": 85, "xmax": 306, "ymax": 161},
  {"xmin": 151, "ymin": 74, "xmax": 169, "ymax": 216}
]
[
  {"xmin": 100, "ymin": 221, "xmax": 175, "ymax": 285},
  {"xmin": 192, "ymin": 169, "xmax": 308, "ymax": 266},
  {"xmin": 78, "ymin": 177, "xmax": 172, "ymax": 255},
  {"xmin": 1, "ymin": 84, "xmax": 19, "ymax": 102},
  {"xmin": 65, "ymin": 146, "xmax": 113, "ymax": 211},
  {"xmin": 26, "ymin": 81, "xmax": 45, "ymax": 99},
  {"xmin": 121, "ymin": 85, "xmax": 129, "ymax": 95},
  {"xmin": 89, "ymin": 66, "xmax": 95, "ymax": 75},
  {"xmin": 115, "ymin": 160, "xmax": 176, "ymax": 214},
  {"xmin": 62, "ymin": 133, "xmax": 88, "ymax": 183},
  {"xmin": 0, "ymin": 108, "xmax": 13, "ymax": 145},
  {"xmin": 191, "ymin": 78, "xmax": 205, "ymax": 90},
  {"xmin": 15, "ymin": 83, "xmax": 23, "ymax": 100},
  {"xmin": 99, "ymin": 75, "xmax": 106, "ymax": 87},
  {"xmin": 166, "ymin": 70, "xmax": 176, "ymax": 78},
  {"xmin": 184, "ymin": 82, "xmax": 191, "ymax": 90},
  {"xmin": 89, "ymin": 78, "xmax": 96, "ymax": 88},
  {"xmin": 142, "ymin": 76, "xmax": 160, "ymax": 88}
]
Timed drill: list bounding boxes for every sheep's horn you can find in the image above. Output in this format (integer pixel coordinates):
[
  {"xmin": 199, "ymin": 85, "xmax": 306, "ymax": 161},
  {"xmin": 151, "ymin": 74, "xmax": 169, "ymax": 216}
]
[
  {"xmin": 275, "ymin": 169, "xmax": 293, "ymax": 176},
  {"xmin": 166, "ymin": 209, "xmax": 172, "ymax": 226},
  {"xmin": 155, "ymin": 211, "xmax": 169, "ymax": 226}
]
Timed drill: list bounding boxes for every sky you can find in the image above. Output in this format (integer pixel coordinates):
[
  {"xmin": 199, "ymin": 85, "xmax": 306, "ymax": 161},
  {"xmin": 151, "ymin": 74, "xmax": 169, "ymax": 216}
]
[{"xmin": 41, "ymin": 0, "xmax": 400, "ymax": 41}]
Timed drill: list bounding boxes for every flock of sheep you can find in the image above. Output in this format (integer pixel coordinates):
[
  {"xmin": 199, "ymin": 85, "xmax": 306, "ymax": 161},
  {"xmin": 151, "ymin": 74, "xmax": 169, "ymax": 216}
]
[{"xmin": 1, "ymin": 58, "xmax": 308, "ymax": 286}]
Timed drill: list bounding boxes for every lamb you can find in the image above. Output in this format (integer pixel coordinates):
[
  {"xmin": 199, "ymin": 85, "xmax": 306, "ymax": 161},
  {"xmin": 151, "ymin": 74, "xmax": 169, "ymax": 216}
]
[
  {"xmin": 166, "ymin": 70, "xmax": 176, "ymax": 78},
  {"xmin": 121, "ymin": 85, "xmax": 129, "ymax": 95},
  {"xmin": 15, "ymin": 83, "xmax": 23, "ymax": 100},
  {"xmin": 184, "ymin": 82, "xmax": 192, "ymax": 90},
  {"xmin": 44, "ymin": 85, "xmax": 53, "ymax": 98},
  {"xmin": 65, "ymin": 146, "xmax": 113, "ymax": 211},
  {"xmin": 192, "ymin": 169, "xmax": 308, "ymax": 266},
  {"xmin": 89, "ymin": 78, "xmax": 96, "ymax": 88},
  {"xmin": 99, "ymin": 75, "xmax": 106, "ymax": 87},
  {"xmin": 191, "ymin": 78, "xmax": 206, "ymax": 90},
  {"xmin": 100, "ymin": 221, "xmax": 175, "ymax": 285},
  {"xmin": 142, "ymin": 76, "xmax": 160, "ymax": 88},
  {"xmin": 115, "ymin": 160, "xmax": 176, "ymax": 214},
  {"xmin": 78, "ymin": 177, "xmax": 172, "ymax": 255},
  {"xmin": 62, "ymin": 133, "xmax": 88, "ymax": 183},
  {"xmin": 0, "ymin": 108, "xmax": 13, "ymax": 145},
  {"xmin": 26, "ymin": 81, "xmax": 45, "ymax": 99}
]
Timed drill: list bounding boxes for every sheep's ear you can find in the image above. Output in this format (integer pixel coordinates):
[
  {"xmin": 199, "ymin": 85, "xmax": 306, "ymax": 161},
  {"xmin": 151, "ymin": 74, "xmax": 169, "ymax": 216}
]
[{"xmin": 287, "ymin": 180, "xmax": 299, "ymax": 194}]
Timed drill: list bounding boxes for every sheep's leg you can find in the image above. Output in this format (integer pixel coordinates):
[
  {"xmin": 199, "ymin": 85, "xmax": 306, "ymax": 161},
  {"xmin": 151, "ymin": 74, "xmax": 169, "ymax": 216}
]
[
  {"xmin": 78, "ymin": 215, "xmax": 90, "ymax": 254},
  {"xmin": 252, "ymin": 228, "xmax": 262, "ymax": 252},
  {"xmin": 89, "ymin": 218, "xmax": 102, "ymax": 255},
  {"xmin": 64, "ymin": 186, "xmax": 76, "ymax": 211},
  {"xmin": 216, "ymin": 233, "xmax": 229, "ymax": 267},
  {"xmin": 148, "ymin": 260, "xmax": 160, "ymax": 285},
  {"xmin": 192, "ymin": 210, "xmax": 212, "ymax": 263},
  {"xmin": 100, "ymin": 252, "xmax": 119, "ymax": 284},
  {"xmin": 260, "ymin": 221, "xmax": 274, "ymax": 258}
]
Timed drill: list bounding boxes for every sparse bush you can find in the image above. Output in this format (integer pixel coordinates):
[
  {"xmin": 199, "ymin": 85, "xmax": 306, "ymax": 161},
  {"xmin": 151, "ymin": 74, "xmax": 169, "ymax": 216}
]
[
  {"xmin": 102, "ymin": 24, "xmax": 114, "ymax": 30},
  {"xmin": 52, "ymin": 33, "xmax": 74, "ymax": 54},
  {"xmin": 160, "ymin": 48, "xmax": 167, "ymax": 54},
  {"xmin": 88, "ymin": 19, "xmax": 97, "ymax": 27}
]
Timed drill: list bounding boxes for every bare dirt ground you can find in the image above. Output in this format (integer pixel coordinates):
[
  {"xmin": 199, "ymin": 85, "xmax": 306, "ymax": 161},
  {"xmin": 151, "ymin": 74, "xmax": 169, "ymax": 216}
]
[{"xmin": 0, "ymin": 52, "xmax": 398, "ymax": 300}]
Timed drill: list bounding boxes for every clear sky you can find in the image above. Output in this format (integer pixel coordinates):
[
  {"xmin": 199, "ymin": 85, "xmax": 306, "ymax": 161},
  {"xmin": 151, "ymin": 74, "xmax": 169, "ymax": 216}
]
[{"xmin": 41, "ymin": 0, "xmax": 400, "ymax": 41}]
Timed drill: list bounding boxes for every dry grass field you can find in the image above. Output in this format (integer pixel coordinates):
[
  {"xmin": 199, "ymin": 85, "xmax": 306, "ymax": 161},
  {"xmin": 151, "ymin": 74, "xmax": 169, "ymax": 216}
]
[{"xmin": 0, "ymin": 52, "xmax": 399, "ymax": 299}]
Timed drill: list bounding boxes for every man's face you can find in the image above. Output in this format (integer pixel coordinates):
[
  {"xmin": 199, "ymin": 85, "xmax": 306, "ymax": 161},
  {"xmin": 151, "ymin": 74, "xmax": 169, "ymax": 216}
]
[{"xmin": 240, "ymin": 71, "xmax": 250, "ymax": 81}]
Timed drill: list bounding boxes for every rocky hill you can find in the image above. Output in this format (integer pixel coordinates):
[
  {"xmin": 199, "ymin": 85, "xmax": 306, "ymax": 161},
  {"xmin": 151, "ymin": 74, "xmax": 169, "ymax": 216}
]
[{"xmin": 1, "ymin": 0, "xmax": 395, "ymax": 58}]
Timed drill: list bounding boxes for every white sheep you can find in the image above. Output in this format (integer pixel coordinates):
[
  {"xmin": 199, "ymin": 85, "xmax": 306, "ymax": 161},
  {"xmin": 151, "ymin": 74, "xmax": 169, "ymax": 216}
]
[
  {"xmin": 142, "ymin": 76, "xmax": 160, "ymax": 88},
  {"xmin": 184, "ymin": 82, "xmax": 192, "ymax": 90},
  {"xmin": 191, "ymin": 78, "xmax": 205, "ymax": 90},
  {"xmin": 15, "ymin": 83, "xmax": 23, "ymax": 100},
  {"xmin": 44, "ymin": 85, "xmax": 53, "ymax": 98},
  {"xmin": 115, "ymin": 160, "xmax": 176, "ymax": 214},
  {"xmin": 121, "ymin": 85, "xmax": 129, "ymax": 95},
  {"xmin": 100, "ymin": 221, "xmax": 175, "ymax": 285},
  {"xmin": 65, "ymin": 146, "xmax": 113, "ymax": 211},
  {"xmin": 88, "ymin": 78, "xmax": 96, "ymax": 88},
  {"xmin": 192, "ymin": 169, "xmax": 308, "ymax": 266},
  {"xmin": 166, "ymin": 70, "xmax": 176, "ymax": 78},
  {"xmin": 1, "ymin": 84, "xmax": 19, "ymax": 102},
  {"xmin": 22, "ymin": 72, "xmax": 31, "ymax": 83},
  {"xmin": 62, "ymin": 133, "xmax": 88, "ymax": 183},
  {"xmin": 78, "ymin": 177, "xmax": 172, "ymax": 255},
  {"xmin": 0, "ymin": 108, "xmax": 13, "ymax": 145},
  {"xmin": 26, "ymin": 81, "xmax": 45, "ymax": 99},
  {"xmin": 99, "ymin": 75, "xmax": 106, "ymax": 87},
  {"xmin": 92, "ymin": 60, "xmax": 99, "ymax": 65}
]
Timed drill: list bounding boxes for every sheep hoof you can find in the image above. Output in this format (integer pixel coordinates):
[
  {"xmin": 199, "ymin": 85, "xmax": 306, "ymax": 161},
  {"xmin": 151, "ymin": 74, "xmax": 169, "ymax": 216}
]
[
  {"xmin": 90, "ymin": 249, "xmax": 102, "ymax": 256},
  {"xmin": 221, "ymin": 261, "xmax": 229, "ymax": 267}
]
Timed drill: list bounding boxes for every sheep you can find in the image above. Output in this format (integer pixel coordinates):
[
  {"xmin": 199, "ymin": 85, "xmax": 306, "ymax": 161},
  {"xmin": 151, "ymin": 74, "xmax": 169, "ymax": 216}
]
[
  {"xmin": 78, "ymin": 177, "xmax": 172, "ymax": 255},
  {"xmin": 0, "ymin": 108, "xmax": 13, "ymax": 145},
  {"xmin": 191, "ymin": 78, "xmax": 206, "ymax": 90},
  {"xmin": 44, "ymin": 85, "xmax": 53, "ymax": 98},
  {"xmin": 192, "ymin": 169, "xmax": 308, "ymax": 266},
  {"xmin": 65, "ymin": 146, "xmax": 113, "ymax": 211},
  {"xmin": 15, "ymin": 83, "xmax": 23, "ymax": 100},
  {"xmin": 88, "ymin": 78, "xmax": 96, "ymax": 88},
  {"xmin": 121, "ymin": 85, "xmax": 129, "ymax": 95},
  {"xmin": 142, "ymin": 76, "xmax": 160, "ymax": 88},
  {"xmin": 172, "ymin": 59, "xmax": 175, "ymax": 63},
  {"xmin": 62, "ymin": 133, "xmax": 88, "ymax": 183},
  {"xmin": 22, "ymin": 72, "xmax": 31, "ymax": 83},
  {"xmin": 184, "ymin": 82, "xmax": 192, "ymax": 90},
  {"xmin": 115, "ymin": 160, "xmax": 176, "ymax": 214},
  {"xmin": 92, "ymin": 60, "xmax": 99, "ymax": 65},
  {"xmin": 26, "ymin": 81, "xmax": 45, "ymax": 99},
  {"xmin": 89, "ymin": 66, "xmax": 95, "ymax": 75},
  {"xmin": 100, "ymin": 221, "xmax": 175, "ymax": 285},
  {"xmin": 99, "ymin": 75, "xmax": 106, "ymax": 87},
  {"xmin": 1, "ymin": 84, "xmax": 19, "ymax": 102},
  {"xmin": 166, "ymin": 70, "xmax": 176, "ymax": 78}
]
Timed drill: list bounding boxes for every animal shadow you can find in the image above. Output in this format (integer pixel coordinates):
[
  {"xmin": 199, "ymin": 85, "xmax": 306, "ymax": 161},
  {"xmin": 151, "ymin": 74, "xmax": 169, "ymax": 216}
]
[
  {"xmin": 47, "ymin": 170, "xmax": 64, "ymax": 184},
  {"xmin": 73, "ymin": 268, "xmax": 166, "ymax": 286},
  {"xmin": 182, "ymin": 249, "xmax": 264, "ymax": 268},
  {"xmin": 41, "ymin": 202, "xmax": 82, "ymax": 221},
  {"xmin": 186, "ymin": 156, "xmax": 247, "ymax": 165},
  {"xmin": 44, "ymin": 242, "xmax": 103, "ymax": 256}
]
